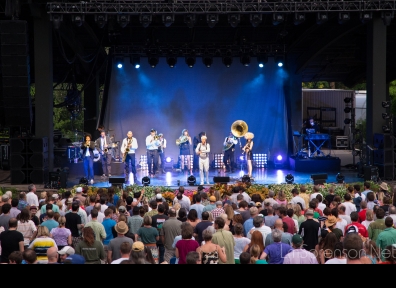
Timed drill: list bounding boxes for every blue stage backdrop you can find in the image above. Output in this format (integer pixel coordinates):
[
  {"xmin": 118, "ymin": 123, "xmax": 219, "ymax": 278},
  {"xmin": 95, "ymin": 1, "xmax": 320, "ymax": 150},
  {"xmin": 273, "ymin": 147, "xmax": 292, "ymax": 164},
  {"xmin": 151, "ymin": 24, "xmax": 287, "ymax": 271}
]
[{"xmin": 104, "ymin": 57, "xmax": 289, "ymax": 163}]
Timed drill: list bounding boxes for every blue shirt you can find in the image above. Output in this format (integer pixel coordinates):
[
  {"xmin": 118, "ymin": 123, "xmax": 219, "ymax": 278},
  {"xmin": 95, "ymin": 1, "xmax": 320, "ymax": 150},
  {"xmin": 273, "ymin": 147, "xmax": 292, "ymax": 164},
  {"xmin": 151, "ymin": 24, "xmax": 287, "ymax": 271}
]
[
  {"xmin": 243, "ymin": 218, "xmax": 254, "ymax": 237},
  {"xmin": 41, "ymin": 219, "xmax": 59, "ymax": 233},
  {"xmin": 113, "ymin": 195, "xmax": 120, "ymax": 207},
  {"xmin": 102, "ymin": 218, "xmax": 117, "ymax": 245},
  {"xmin": 190, "ymin": 204, "xmax": 205, "ymax": 220},
  {"xmin": 264, "ymin": 242, "xmax": 293, "ymax": 264},
  {"xmin": 17, "ymin": 200, "xmax": 28, "ymax": 211}
]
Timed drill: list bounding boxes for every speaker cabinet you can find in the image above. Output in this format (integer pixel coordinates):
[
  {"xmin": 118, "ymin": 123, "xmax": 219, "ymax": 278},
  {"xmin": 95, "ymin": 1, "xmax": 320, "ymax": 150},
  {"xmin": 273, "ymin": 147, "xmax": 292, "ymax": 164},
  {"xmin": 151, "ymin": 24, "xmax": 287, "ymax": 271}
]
[{"xmin": 213, "ymin": 176, "xmax": 230, "ymax": 183}]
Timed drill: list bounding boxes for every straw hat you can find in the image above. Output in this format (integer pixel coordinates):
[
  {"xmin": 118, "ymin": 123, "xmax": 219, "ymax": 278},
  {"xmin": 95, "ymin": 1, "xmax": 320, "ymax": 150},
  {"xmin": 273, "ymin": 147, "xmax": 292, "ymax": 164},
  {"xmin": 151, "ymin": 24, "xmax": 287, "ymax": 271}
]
[
  {"xmin": 325, "ymin": 215, "xmax": 338, "ymax": 227},
  {"xmin": 379, "ymin": 182, "xmax": 388, "ymax": 191},
  {"xmin": 114, "ymin": 221, "xmax": 128, "ymax": 235}
]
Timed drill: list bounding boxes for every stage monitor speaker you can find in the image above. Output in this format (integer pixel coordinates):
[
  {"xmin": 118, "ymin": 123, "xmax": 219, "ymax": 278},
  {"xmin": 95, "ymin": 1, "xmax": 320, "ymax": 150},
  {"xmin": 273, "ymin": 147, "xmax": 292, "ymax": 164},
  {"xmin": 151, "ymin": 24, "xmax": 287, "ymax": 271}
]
[
  {"xmin": 213, "ymin": 176, "xmax": 230, "ymax": 183},
  {"xmin": 364, "ymin": 165, "xmax": 379, "ymax": 182},
  {"xmin": 109, "ymin": 176, "xmax": 125, "ymax": 185},
  {"xmin": 310, "ymin": 173, "xmax": 328, "ymax": 185}
]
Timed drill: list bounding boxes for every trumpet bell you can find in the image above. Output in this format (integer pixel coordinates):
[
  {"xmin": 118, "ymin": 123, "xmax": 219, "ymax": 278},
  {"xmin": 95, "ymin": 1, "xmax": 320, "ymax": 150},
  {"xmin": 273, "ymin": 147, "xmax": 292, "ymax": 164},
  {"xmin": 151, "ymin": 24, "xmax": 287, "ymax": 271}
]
[{"xmin": 231, "ymin": 120, "xmax": 248, "ymax": 138}]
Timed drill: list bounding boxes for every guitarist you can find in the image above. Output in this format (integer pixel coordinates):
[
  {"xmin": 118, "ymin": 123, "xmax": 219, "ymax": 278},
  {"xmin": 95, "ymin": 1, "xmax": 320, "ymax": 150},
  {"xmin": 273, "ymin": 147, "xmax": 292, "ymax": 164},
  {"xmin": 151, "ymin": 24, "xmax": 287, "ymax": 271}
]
[{"xmin": 223, "ymin": 132, "xmax": 238, "ymax": 173}]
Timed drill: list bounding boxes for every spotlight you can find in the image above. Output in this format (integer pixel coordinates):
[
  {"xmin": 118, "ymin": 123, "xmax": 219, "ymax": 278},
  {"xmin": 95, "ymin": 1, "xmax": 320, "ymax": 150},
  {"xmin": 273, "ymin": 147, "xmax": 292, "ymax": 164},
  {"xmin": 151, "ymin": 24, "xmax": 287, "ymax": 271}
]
[
  {"xmin": 272, "ymin": 13, "xmax": 284, "ymax": 26},
  {"xmin": 382, "ymin": 125, "xmax": 391, "ymax": 133},
  {"xmin": 382, "ymin": 101, "xmax": 391, "ymax": 108},
  {"xmin": 285, "ymin": 174, "xmax": 294, "ymax": 184},
  {"xmin": 338, "ymin": 12, "xmax": 350, "ymax": 24},
  {"xmin": 250, "ymin": 14, "xmax": 262, "ymax": 27},
  {"xmin": 185, "ymin": 54, "xmax": 196, "ymax": 68},
  {"xmin": 202, "ymin": 55, "xmax": 213, "ymax": 68},
  {"xmin": 117, "ymin": 15, "xmax": 130, "ymax": 28},
  {"xmin": 148, "ymin": 55, "xmax": 159, "ymax": 68},
  {"xmin": 206, "ymin": 14, "xmax": 218, "ymax": 28},
  {"xmin": 79, "ymin": 177, "xmax": 88, "ymax": 185},
  {"xmin": 240, "ymin": 54, "xmax": 250, "ymax": 67},
  {"xmin": 166, "ymin": 157, "xmax": 172, "ymax": 163},
  {"xmin": 139, "ymin": 14, "xmax": 152, "ymax": 28},
  {"xmin": 95, "ymin": 14, "xmax": 107, "ymax": 29},
  {"xmin": 162, "ymin": 14, "xmax": 174, "ymax": 27},
  {"xmin": 187, "ymin": 175, "xmax": 196, "ymax": 186},
  {"xmin": 344, "ymin": 118, "xmax": 351, "ymax": 124},
  {"xmin": 51, "ymin": 14, "xmax": 63, "ymax": 30},
  {"xmin": 130, "ymin": 56, "xmax": 140, "ymax": 69},
  {"xmin": 277, "ymin": 155, "xmax": 283, "ymax": 161},
  {"xmin": 222, "ymin": 51, "xmax": 233, "ymax": 68},
  {"xmin": 294, "ymin": 13, "xmax": 305, "ymax": 25},
  {"xmin": 184, "ymin": 14, "xmax": 196, "ymax": 28},
  {"xmin": 360, "ymin": 12, "xmax": 372, "ymax": 23},
  {"xmin": 72, "ymin": 14, "xmax": 84, "ymax": 27},
  {"xmin": 275, "ymin": 55, "xmax": 284, "ymax": 67},
  {"xmin": 274, "ymin": 154, "xmax": 285, "ymax": 168},
  {"xmin": 382, "ymin": 113, "xmax": 391, "ymax": 120},
  {"xmin": 344, "ymin": 107, "xmax": 351, "ymax": 113},
  {"xmin": 336, "ymin": 173, "xmax": 345, "ymax": 183},
  {"xmin": 344, "ymin": 97, "xmax": 352, "ymax": 104},
  {"xmin": 316, "ymin": 13, "xmax": 328, "ymax": 25},
  {"xmin": 164, "ymin": 157, "xmax": 174, "ymax": 170},
  {"xmin": 228, "ymin": 14, "xmax": 240, "ymax": 28},
  {"xmin": 242, "ymin": 175, "xmax": 251, "ymax": 183},
  {"xmin": 115, "ymin": 57, "xmax": 124, "ymax": 69},
  {"xmin": 257, "ymin": 54, "xmax": 268, "ymax": 68},
  {"xmin": 166, "ymin": 55, "xmax": 177, "ymax": 68},
  {"xmin": 382, "ymin": 11, "xmax": 394, "ymax": 26},
  {"xmin": 142, "ymin": 176, "xmax": 151, "ymax": 186}
]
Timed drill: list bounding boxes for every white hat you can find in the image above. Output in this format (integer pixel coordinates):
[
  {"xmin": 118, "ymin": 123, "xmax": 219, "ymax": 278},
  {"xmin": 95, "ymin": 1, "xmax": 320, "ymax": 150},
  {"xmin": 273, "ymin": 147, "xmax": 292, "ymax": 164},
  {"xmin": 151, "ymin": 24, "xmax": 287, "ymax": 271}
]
[
  {"xmin": 58, "ymin": 246, "xmax": 75, "ymax": 255},
  {"xmin": 76, "ymin": 187, "xmax": 83, "ymax": 193},
  {"xmin": 156, "ymin": 194, "xmax": 162, "ymax": 200},
  {"xmin": 201, "ymin": 135, "xmax": 207, "ymax": 140},
  {"xmin": 52, "ymin": 194, "xmax": 59, "ymax": 200}
]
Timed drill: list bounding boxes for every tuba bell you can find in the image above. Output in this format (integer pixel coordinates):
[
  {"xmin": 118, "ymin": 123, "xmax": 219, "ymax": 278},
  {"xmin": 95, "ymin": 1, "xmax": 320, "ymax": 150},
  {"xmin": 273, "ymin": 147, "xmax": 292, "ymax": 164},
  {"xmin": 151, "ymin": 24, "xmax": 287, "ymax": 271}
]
[{"xmin": 231, "ymin": 120, "xmax": 248, "ymax": 138}]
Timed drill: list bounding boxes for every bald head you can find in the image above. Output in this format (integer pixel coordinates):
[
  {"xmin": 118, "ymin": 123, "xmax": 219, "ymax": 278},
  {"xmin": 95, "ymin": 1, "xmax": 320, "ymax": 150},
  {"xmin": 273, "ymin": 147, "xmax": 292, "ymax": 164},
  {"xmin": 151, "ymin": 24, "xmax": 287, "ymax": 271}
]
[
  {"xmin": 274, "ymin": 219, "xmax": 283, "ymax": 229},
  {"xmin": 47, "ymin": 247, "xmax": 59, "ymax": 263}
]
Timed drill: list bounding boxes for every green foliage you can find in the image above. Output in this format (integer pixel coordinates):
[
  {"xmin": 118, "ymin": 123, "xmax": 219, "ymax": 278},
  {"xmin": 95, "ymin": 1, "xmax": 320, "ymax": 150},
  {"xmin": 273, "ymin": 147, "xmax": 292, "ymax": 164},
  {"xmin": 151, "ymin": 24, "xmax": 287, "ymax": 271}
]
[{"xmin": 0, "ymin": 187, "xmax": 19, "ymax": 198}]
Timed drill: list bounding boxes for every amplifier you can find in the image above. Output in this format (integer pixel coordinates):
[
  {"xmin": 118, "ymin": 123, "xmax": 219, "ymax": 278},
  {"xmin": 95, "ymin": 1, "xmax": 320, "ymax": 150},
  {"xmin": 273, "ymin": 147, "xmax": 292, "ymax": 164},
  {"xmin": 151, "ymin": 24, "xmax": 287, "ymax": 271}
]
[
  {"xmin": 336, "ymin": 136, "xmax": 349, "ymax": 148},
  {"xmin": 1, "ymin": 144, "xmax": 10, "ymax": 170}
]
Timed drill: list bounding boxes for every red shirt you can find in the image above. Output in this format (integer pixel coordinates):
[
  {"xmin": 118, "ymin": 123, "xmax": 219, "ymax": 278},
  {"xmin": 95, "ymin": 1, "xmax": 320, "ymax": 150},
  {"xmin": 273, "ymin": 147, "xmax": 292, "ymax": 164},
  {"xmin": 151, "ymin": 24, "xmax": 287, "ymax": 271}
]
[
  {"xmin": 358, "ymin": 209, "xmax": 367, "ymax": 223},
  {"xmin": 314, "ymin": 208, "xmax": 323, "ymax": 217},
  {"xmin": 282, "ymin": 216, "xmax": 296, "ymax": 234},
  {"xmin": 344, "ymin": 222, "xmax": 368, "ymax": 238}
]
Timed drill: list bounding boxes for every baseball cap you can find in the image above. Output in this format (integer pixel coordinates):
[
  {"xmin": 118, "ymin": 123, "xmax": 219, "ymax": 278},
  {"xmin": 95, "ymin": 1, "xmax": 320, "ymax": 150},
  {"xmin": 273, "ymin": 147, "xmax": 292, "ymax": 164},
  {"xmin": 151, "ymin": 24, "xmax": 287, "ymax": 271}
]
[
  {"xmin": 132, "ymin": 241, "xmax": 145, "ymax": 252},
  {"xmin": 209, "ymin": 196, "xmax": 216, "ymax": 202},
  {"xmin": 58, "ymin": 246, "xmax": 75, "ymax": 255},
  {"xmin": 118, "ymin": 206, "xmax": 126, "ymax": 212},
  {"xmin": 346, "ymin": 225, "xmax": 359, "ymax": 234},
  {"xmin": 248, "ymin": 201, "xmax": 255, "ymax": 207},
  {"xmin": 76, "ymin": 187, "xmax": 83, "ymax": 193},
  {"xmin": 64, "ymin": 254, "xmax": 85, "ymax": 264},
  {"xmin": 292, "ymin": 234, "xmax": 303, "ymax": 245},
  {"xmin": 156, "ymin": 194, "xmax": 162, "ymax": 200}
]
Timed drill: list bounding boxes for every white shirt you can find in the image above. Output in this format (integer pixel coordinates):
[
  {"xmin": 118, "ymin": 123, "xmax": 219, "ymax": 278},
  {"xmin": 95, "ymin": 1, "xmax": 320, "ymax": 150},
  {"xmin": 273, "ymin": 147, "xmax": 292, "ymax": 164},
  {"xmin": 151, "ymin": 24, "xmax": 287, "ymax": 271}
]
[
  {"xmin": 318, "ymin": 202, "xmax": 326, "ymax": 212},
  {"xmin": 121, "ymin": 137, "xmax": 138, "ymax": 154},
  {"xmin": 325, "ymin": 258, "xmax": 347, "ymax": 264},
  {"xmin": 342, "ymin": 202, "xmax": 357, "ymax": 216},
  {"xmin": 263, "ymin": 198, "xmax": 278, "ymax": 207},
  {"xmin": 100, "ymin": 204, "xmax": 108, "ymax": 214},
  {"xmin": 290, "ymin": 196, "xmax": 306, "ymax": 210},
  {"xmin": 111, "ymin": 257, "xmax": 130, "ymax": 264},
  {"xmin": 26, "ymin": 191, "xmax": 39, "ymax": 207},
  {"xmin": 146, "ymin": 135, "xmax": 161, "ymax": 150},
  {"xmin": 78, "ymin": 208, "xmax": 88, "ymax": 225},
  {"xmin": 310, "ymin": 193, "xmax": 320, "ymax": 201},
  {"xmin": 195, "ymin": 143, "xmax": 211, "ymax": 159},
  {"xmin": 247, "ymin": 225, "xmax": 272, "ymax": 244},
  {"xmin": 336, "ymin": 218, "xmax": 347, "ymax": 235},
  {"xmin": 159, "ymin": 138, "xmax": 167, "ymax": 152},
  {"xmin": 355, "ymin": 193, "xmax": 366, "ymax": 202},
  {"xmin": 88, "ymin": 211, "xmax": 105, "ymax": 223}
]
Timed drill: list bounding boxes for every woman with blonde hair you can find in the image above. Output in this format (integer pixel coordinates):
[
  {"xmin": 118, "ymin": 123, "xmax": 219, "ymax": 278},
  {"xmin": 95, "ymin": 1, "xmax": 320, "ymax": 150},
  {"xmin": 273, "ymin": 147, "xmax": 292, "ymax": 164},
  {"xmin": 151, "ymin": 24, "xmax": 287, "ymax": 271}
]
[
  {"xmin": 39, "ymin": 191, "xmax": 47, "ymax": 204},
  {"xmin": 50, "ymin": 216, "xmax": 72, "ymax": 251},
  {"xmin": 173, "ymin": 203, "xmax": 181, "ymax": 217},
  {"xmin": 250, "ymin": 244, "xmax": 268, "ymax": 264},
  {"xmin": 243, "ymin": 132, "xmax": 254, "ymax": 178},
  {"xmin": 224, "ymin": 205, "xmax": 234, "ymax": 231},
  {"xmin": 362, "ymin": 209, "xmax": 375, "ymax": 229},
  {"xmin": 75, "ymin": 227, "xmax": 105, "ymax": 264},
  {"xmin": 276, "ymin": 191, "xmax": 288, "ymax": 206},
  {"xmin": 214, "ymin": 191, "xmax": 221, "ymax": 202},
  {"xmin": 292, "ymin": 204, "xmax": 305, "ymax": 228},
  {"xmin": 28, "ymin": 226, "xmax": 57, "ymax": 261}
]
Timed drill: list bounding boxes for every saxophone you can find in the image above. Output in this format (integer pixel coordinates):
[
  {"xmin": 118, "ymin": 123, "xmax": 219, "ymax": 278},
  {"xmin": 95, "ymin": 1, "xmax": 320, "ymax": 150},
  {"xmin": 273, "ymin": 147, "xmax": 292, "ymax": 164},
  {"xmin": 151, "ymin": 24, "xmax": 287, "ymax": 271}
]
[{"xmin": 122, "ymin": 138, "xmax": 132, "ymax": 162}]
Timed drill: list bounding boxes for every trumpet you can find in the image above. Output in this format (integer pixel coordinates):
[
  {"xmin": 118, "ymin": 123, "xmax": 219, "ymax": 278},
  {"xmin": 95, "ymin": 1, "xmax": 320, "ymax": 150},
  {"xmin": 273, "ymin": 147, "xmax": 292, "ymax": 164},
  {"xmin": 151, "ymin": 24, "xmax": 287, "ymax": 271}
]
[{"xmin": 241, "ymin": 143, "xmax": 250, "ymax": 155}]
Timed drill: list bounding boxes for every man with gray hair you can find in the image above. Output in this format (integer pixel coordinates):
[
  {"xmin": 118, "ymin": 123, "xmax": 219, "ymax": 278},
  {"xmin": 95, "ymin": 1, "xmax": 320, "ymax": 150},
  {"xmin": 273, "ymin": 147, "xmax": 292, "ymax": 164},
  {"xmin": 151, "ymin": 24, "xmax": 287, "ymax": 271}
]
[
  {"xmin": 247, "ymin": 215, "xmax": 271, "ymax": 243},
  {"xmin": 265, "ymin": 219, "xmax": 292, "ymax": 246},
  {"xmin": 243, "ymin": 207, "xmax": 259, "ymax": 237},
  {"xmin": 26, "ymin": 184, "xmax": 38, "ymax": 207},
  {"xmin": 263, "ymin": 191, "xmax": 278, "ymax": 207},
  {"xmin": 261, "ymin": 229, "xmax": 293, "ymax": 264}
]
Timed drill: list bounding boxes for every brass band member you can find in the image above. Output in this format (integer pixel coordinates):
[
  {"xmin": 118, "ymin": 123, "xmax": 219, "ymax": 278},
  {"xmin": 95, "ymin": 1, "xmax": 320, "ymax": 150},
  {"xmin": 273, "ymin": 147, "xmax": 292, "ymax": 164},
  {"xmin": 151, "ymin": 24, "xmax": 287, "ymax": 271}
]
[
  {"xmin": 243, "ymin": 132, "xmax": 254, "ymax": 178},
  {"xmin": 178, "ymin": 129, "xmax": 192, "ymax": 174},
  {"xmin": 195, "ymin": 135, "xmax": 210, "ymax": 185},
  {"xmin": 146, "ymin": 129, "xmax": 161, "ymax": 177},
  {"xmin": 121, "ymin": 131, "xmax": 138, "ymax": 183},
  {"xmin": 95, "ymin": 131, "xmax": 112, "ymax": 178},
  {"xmin": 223, "ymin": 131, "xmax": 238, "ymax": 173},
  {"xmin": 158, "ymin": 133, "xmax": 167, "ymax": 174},
  {"xmin": 193, "ymin": 131, "xmax": 206, "ymax": 172},
  {"xmin": 80, "ymin": 134, "xmax": 95, "ymax": 184}
]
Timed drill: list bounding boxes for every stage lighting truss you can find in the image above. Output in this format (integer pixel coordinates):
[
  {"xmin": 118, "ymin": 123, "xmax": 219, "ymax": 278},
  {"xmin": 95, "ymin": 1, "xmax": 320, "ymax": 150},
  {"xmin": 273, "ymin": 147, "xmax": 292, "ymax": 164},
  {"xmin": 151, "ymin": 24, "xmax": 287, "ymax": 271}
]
[
  {"xmin": 139, "ymin": 155, "xmax": 148, "ymax": 171},
  {"xmin": 95, "ymin": 14, "xmax": 107, "ymax": 29},
  {"xmin": 253, "ymin": 154, "xmax": 267, "ymax": 168},
  {"xmin": 214, "ymin": 154, "xmax": 225, "ymax": 169},
  {"xmin": 179, "ymin": 155, "xmax": 193, "ymax": 170},
  {"xmin": 240, "ymin": 53, "xmax": 251, "ymax": 67}
]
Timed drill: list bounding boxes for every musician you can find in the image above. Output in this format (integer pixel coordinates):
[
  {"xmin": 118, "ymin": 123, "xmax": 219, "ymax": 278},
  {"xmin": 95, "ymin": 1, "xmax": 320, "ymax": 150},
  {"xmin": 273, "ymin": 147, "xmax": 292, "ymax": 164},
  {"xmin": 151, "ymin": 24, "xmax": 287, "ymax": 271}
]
[
  {"xmin": 243, "ymin": 132, "xmax": 254, "ymax": 178},
  {"xmin": 193, "ymin": 132, "xmax": 206, "ymax": 172},
  {"xmin": 157, "ymin": 133, "xmax": 167, "ymax": 174},
  {"xmin": 146, "ymin": 129, "xmax": 161, "ymax": 177},
  {"xmin": 223, "ymin": 132, "xmax": 238, "ymax": 173},
  {"xmin": 179, "ymin": 129, "xmax": 193, "ymax": 174},
  {"xmin": 195, "ymin": 135, "xmax": 210, "ymax": 185},
  {"xmin": 95, "ymin": 131, "xmax": 112, "ymax": 178},
  {"xmin": 121, "ymin": 131, "xmax": 138, "ymax": 182},
  {"xmin": 80, "ymin": 134, "xmax": 95, "ymax": 184},
  {"xmin": 94, "ymin": 125, "xmax": 105, "ymax": 142}
]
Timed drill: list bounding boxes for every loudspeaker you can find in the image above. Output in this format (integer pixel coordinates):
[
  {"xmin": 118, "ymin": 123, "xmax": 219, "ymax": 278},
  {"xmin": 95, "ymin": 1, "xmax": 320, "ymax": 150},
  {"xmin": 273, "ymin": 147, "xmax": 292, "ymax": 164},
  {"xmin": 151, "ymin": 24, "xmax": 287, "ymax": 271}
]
[
  {"xmin": 374, "ymin": 149, "xmax": 393, "ymax": 165},
  {"xmin": 213, "ymin": 176, "xmax": 230, "ymax": 183},
  {"xmin": 0, "ymin": 144, "xmax": 10, "ymax": 170},
  {"xmin": 29, "ymin": 169, "xmax": 49, "ymax": 184},
  {"xmin": 364, "ymin": 165, "xmax": 379, "ymax": 181},
  {"xmin": 310, "ymin": 173, "xmax": 328, "ymax": 185},
  {"xmin": 376, "ymin": 164, "xmax": 394, "ymax": 180},
  {"xmin": 109, "ymin": 176, "xmax": 125, "ymax": 184},
  {"xmin": 373, "ymin": 133, "xmax": 392, "ymax": 149}
]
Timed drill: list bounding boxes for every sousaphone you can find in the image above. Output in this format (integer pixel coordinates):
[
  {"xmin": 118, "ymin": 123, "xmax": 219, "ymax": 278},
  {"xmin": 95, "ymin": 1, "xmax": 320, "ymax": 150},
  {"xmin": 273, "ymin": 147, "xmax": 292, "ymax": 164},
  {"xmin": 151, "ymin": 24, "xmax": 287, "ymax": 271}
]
[{"xmin": 231, "ymin": 120, "xmax": 248, "ymax": 138}]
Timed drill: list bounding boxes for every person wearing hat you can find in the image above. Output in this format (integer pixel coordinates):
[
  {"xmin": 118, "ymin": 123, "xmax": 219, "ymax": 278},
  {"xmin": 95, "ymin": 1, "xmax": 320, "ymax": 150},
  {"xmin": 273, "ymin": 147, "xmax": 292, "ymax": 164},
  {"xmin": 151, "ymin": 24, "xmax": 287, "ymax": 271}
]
[
  {"xmin": 58, "ymin": 246, "xmax": 75, "ymax": 263},
  {"xmin": 195, "ymin": 135, "xmax": 211, "ymax": 185},
  {"xmin": 63, "ymin": 254, "xmax": 86, "ymax": 264},
  {"xmin": 0, "ymin": 194, "xmax": 10, "ymax": 215},
  {"xmin": 146, "ymin": 129, "xmax": 161, "ymax": 178},
  {"xmin": 107, "ymin": 221, "xmax": 134, "ymax": 264},
  {"xmin": 323, "ymin": 215, "xmax": 343, "ymax": 241},
  {"xmin": 203, "ymin": 196, "xmax": 217, "ymax": 213},
  {"xmin": 211, "ymin": 201, "xmax": 225, "ymax": 219},
  {"xmin": 121, "ymin": 131, "xmax": 138, "ymax": 183},
  {"xmin": 297, "ymin": 209, "xmax": 320, "ymax": 252},
  {"xmin": 74, "ymin": 187, "xmax": 86, "ymax": 204},
  {"xmin": 243, "ymin": 132, "xmax": 254, "ymax": 178},
  {"xmin": 283, "ymin": 234, "xmax": 318, "ymax": 264}
]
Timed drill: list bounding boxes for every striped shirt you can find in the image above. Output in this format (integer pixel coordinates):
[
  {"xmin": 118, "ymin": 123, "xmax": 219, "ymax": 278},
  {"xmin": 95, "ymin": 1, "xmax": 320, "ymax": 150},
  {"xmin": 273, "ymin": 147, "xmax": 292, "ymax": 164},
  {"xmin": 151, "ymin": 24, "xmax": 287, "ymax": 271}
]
[{"xmin": 28, "ymin": 237, "xmax": 57, "ymax": 261}]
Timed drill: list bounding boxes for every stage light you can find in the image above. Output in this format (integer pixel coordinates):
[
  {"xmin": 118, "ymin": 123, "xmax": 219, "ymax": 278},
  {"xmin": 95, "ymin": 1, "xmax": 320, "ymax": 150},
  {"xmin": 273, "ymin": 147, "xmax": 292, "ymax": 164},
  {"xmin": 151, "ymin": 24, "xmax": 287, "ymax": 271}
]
[
  {"xmin": 185, "ymin": 54, "xmax": 196, "ymax": 68},
  {"xmin": 95, "ymin": 14, "xmax": 107, "ymax": 29},
  {"xmin": 202, "ymin": 55, "xmax": 213, "ymax": 68},
  {"xmin": 344, "ymin": 107, "xmax": 351, "ymax": 113},
  {"xmin": 206, "ymin": 14, "xmax": 219, "ymax": 28},
  {"xmin": 242, "ymin": 175, "xmax": 251, "ymax": 183},
  {"xmin": 187, "ymin": 175, "xmax": 196, "ymax": 186},
  {"xmin": 239, "ymin": 156, "xmax": 244, "ymax": 161},
  {"xmin": 140, "ymin": 14, "xmax": 152, "ymax": 28},
  {"xmin": 162, "ymin": 14, "xmax": 174, "ymax": 27},
  {"xmin": 222, "ymin": 52, "xmax": 233, "ymax": 68},
  {"xmin": 344, "ymin": 97, "xmax": 352, "ymax": 103},
  {"xmin": 382, "ymin": 101, "xmax": 391, "ymax": 108},
  {"xmin": 285, "ymin": 174, "xmax": 294, "ymax": 184},
  {"xmin": 184, "ymin": 14, "xmax": 196, "ymax": 28},
  {"xmin": 79, "ymin": 177, "xmax": 88, "ymax": 185},
  {"xmin": 273, "ymin": 13, "xmax": 284, "ymax": 26},
  {"xmin": 257, "ymin": 54, "xmax": 268, "ymax": 68},
  {"xmin": 166, "ymin": 157, "xmax": 172, "ymax": 163},
  {"xmin": 166, "ymin": 55, "xmax": 177, "ymax": 68},
  {"xmin": 250, "ymin": 14, "xmax": 262, "ymax": 27},
  {"xmin": 336, "ymin": 173, "xmax": 345, "ymax": 183},
  {"xmin": 382, "ymin": 11, "xmax": 394, "ymax": 26},
  {"xmin": 344, "ymin": 118, "xmax": 351, "ymax": 124},
  {"xmin": 274, "ymin": 154, "xmax": 285, "ymax": 168},
  {"xmin": 275, "ymin": 55, "xmax": 284, "ymax": 67},
  {"xmin": 360, "ymin": 12, "xmax": 372, "ymax": 23},
  {"xmin": 117, "ymin": 15, "xmax": 130, "ymax": 28},
  {"xmin": 228, "ymin": 14, "xmax": 240, "ymax": 28},
  {"xmin": 240, "ymin": 54, "xmax": 250, "ymax": 67},
  {"xmin": 277, "ymin": 155, "xmax": 283, "ymax": 161},
  {"xmin": 294, "ymin": 13, "xmax": 305, "ymax": 25},
  {"xmin": 382, "ymin": 125, "xmax": 391, "ymax": 133},
  {"xmin": 316, "ymin": 13, "xmax": 328, "ymax": 25},
  {"xmin": 142, "ymin": 176, "xmax": 151, "ymax": 186},
  {"xmin": 338, "ymin": 12, "xmax": 350, "ymax": 24},
  {"xmin": 382, "ymin": 113, "xmax": 391, "ymax": 120},
  {"xmin": 51, "ymin": 14, "xmax": 63, "ymax": 30},
  {"xmin": 148, "ymin": 55, "xmax": 159, "ymax": 68},
  {"xmin": 115, "ymin": 57, "xmax": 124, "ymax": 69},
  {"xmin": 130, "ymin": 56, "xmax": 140, "ymax": 69},
  {"xmin": 72, "ymin": 14, "xmax": 84, "ymax": 27}
]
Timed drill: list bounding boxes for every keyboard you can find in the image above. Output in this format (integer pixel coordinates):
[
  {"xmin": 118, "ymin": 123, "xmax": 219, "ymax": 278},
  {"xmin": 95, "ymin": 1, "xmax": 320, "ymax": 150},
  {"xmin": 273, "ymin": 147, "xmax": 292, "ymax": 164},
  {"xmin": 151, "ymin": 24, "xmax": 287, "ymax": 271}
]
[{"xmin": 304, "ymin": 134, "xmax": 330, "ymax": 140}]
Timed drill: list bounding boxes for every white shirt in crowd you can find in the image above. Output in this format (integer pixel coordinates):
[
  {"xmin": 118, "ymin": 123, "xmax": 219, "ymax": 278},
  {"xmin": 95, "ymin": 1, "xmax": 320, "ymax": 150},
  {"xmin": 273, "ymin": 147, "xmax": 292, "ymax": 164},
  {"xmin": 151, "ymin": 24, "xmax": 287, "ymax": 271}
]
[
  {"xmin": 325, "ymin": 258, "xmax": 347, "ymax": 264},
  {"xmin": 26, "ymin": 191, "xmax": 39, "ymax": 207},
  {"xmin": 342, "ymin": 201, "xmax": 357, "ymax": 216},
  {"xmin": 336, "ymin": 218, "xmax": 348, "ymax": 235},
  {"xmin": 290, "ymin": 196, "xmax": 306, "ymax": 210},
  {"xmin": 111, "ymin": 257, "xmax": 130, "ymax": 264},
  {"xmin": 101, "ymin": 204, "xmax": 108, "ymax": 214},
  {"xmin": 310, "ymin": 193, "xmax": 320, "ymax": 201},
  {"xmin": 318, "ymin": 202, "xmax": 326, "ymax": 212},
  {"xmin": 247, "ymin": 225, "xmax": 272, "ymax": 242},
  {"xmin": 88, "ymin": 211, "xmax": 105, "ymax": 223}
]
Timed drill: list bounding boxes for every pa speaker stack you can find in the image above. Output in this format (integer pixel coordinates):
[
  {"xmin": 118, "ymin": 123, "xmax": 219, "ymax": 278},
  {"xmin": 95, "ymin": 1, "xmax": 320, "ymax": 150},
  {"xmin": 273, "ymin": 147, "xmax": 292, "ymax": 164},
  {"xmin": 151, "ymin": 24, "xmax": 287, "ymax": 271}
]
[{"xmin": 10, "ymin": 137, "xmax": 49, "ymax": 184}]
